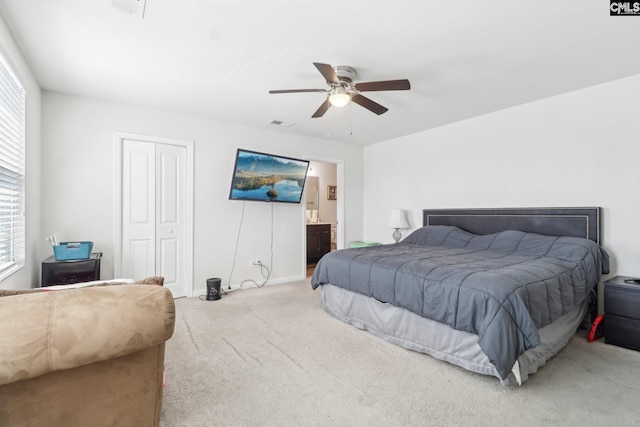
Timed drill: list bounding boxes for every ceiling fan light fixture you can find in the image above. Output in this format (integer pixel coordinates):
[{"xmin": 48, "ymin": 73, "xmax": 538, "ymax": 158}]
[
  {"xmin": 328, "ymin": 87, "xmax": 351, "ymax": 108},
  {"xmin": 268, "ymin": 62, "xmax": 410, "ymax": 118}
]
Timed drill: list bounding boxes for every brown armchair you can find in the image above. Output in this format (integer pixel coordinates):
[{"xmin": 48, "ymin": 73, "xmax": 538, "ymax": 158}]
[{"xmin": 0, "ymin": 278, "xmax": 175, "ymax": 427}]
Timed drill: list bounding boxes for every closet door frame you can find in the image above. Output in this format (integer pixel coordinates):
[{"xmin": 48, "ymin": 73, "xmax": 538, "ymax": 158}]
[{"xmin": 114, "ymin": 131, "xmax": 194, "ymax": 297}]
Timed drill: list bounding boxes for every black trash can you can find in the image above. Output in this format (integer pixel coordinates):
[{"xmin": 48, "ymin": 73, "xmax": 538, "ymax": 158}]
[{"xmin": 206, "ymin": 278, "xmax": 222, "ymax": 301}]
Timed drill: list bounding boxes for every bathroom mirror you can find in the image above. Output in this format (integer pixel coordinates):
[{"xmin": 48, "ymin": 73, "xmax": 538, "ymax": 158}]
[{"xmin": 305, "ymin": 176, "xmax": 319, "ymax": 210}]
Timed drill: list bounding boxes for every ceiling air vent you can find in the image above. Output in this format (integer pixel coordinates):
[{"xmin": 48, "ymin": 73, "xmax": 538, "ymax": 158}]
[
  {"xmin": 108, "ymin": 0, "xmax": 147, "ymax": 18},
  {"xmin": 269, "ymin": 120, "xmax": 295, "ymax": 127}
]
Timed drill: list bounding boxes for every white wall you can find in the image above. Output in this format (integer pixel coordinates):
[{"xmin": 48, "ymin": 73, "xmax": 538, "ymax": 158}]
[
  {"xmin": 40, "ymin": 92, "xmax": 363, "ymax": 294},
  {"xmin": 363, "ymin": 74, "xmax": 640, "ymax": 278},
  {"xmin": 0, "ymin": 15, "xmax": 41, "ymax": 289}
]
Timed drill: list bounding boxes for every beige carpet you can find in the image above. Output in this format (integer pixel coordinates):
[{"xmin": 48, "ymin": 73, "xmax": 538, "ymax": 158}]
[{"xmin": 160, "ymin": 280, "xmax": 640, "ymax": 427}]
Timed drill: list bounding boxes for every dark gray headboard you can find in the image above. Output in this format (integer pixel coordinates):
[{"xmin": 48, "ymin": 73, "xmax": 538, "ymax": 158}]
[{"xmin": 423, "ymin": 207, "xmax": 601, "ymax": 244}]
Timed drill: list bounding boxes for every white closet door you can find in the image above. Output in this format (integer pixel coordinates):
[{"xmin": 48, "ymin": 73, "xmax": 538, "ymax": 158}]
[
  {"xmin": 122, "ymin": 139, "xmax": 156, "ymax": 281},
  {"xmin": 121, "ymin": 138, "xmax": 188, "ymax": 298},
  {"xmin": 155, "ymin": 143, "xmax": 187, "ymax": 297}
]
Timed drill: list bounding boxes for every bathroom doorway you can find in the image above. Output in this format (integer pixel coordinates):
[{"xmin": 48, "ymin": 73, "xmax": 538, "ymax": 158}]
[{"xmin": 304, "ymin": 160, "xmax": 341, "ymax": 278}]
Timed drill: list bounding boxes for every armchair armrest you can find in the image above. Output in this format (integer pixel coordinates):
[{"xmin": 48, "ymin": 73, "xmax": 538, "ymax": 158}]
[{"xmin": 0, "ymin": 285, "xmax": 175, "ymax": 386}]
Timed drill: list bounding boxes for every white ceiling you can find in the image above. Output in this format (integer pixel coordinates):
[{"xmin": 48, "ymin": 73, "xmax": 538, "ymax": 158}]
[{"xmin": 1, "ymin": 0, "xmax": 639, "ymax": 146}]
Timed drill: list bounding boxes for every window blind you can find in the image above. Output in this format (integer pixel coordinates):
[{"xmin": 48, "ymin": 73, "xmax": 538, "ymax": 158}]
[{"xmin": 0, "ymin": 50, "xmax": 25, "ymax": 278}]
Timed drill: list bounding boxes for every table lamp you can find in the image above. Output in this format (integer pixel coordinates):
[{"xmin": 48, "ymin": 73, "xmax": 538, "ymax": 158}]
[{"xmin": 386, "ymin": 208, "xmax": 410, "ymax": 243}]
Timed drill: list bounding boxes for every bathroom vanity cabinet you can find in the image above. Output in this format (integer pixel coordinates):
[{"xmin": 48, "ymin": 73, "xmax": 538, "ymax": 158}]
[{"xmin": 307, "ymin": 223, "xmax": 331, "ymax": 264}]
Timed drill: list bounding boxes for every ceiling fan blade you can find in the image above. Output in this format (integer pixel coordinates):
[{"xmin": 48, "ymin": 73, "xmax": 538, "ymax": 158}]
[
  {"xmin": 355, "ymin": 79, "xmax": 411, "ymax": 92},
  {"xmin": 312, "ymin": 98, "xmax": 331, "ymax": 118},
  {"xmin": 269, "ymin": 89, "xmax": 327, "ymax": 94},
  {"xmin": 313, "ymin": 62, "xmax": 339, "ymax": 84},
  {"xmin": 351, "ymin": 94, "xmax": 388, "ymax": 115}
]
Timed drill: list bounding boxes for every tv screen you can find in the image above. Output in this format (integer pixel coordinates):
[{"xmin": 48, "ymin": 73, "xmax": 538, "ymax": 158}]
[{"xmin": 229, "ymin": 149, "xmax": 310, "ymax": 203}]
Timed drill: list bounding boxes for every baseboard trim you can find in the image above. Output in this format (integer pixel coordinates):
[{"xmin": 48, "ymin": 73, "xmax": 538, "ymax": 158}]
[{"xmin": 192, "ymin": 274, "xmax": 307, "ymax": 297}]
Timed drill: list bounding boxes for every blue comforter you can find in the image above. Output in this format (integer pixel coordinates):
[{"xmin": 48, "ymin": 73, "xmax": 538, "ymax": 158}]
[{"xmin": 311, "ymin": 226, "xmax": 609, "ymax": 379}]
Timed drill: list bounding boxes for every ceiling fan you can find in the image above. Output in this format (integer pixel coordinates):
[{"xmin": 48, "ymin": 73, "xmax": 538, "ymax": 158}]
[{"xmin": 269, "ymin": 62, "xmax": 410, "ymax": 118}]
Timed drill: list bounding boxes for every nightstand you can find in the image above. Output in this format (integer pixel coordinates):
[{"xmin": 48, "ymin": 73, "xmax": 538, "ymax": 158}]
[
  {"xmin": 604, "ymin": 275, "xmax": 640, "ymax": 351},
  {"xmin": 41, "ymin": 253, "xmax": 102, "ymax": 287}
]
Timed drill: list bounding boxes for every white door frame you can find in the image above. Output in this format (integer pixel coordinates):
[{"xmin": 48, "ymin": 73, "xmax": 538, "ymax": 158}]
[
  {"xmin": 302, "ymin": 156, "xmax": 345, "ymax": 274},
  {"xmin": 114, "ymin": 131, "xmax": 194, "ymax": 297}
]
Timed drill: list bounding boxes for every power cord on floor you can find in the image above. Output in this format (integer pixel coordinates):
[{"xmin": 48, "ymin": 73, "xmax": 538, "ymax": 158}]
[
  {"xmin": 222, "ymin": 201, "xmax": 274, "ymax": 294},
  {"xmin": 239, "ymin": 260, "xmax": 272, "ymax": 289},
  {"xmin": 238, "ymin": 202, "xmax": 274, "ymax": 289}
]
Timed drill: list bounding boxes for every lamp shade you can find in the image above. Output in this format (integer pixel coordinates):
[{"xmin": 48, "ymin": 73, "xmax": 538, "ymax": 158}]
[
  {"xmin": 386, "ymin": 208, "xmax": 409, "ymax": 229},
  {"xmin": 329, "ymin": 87, "xmax": 351, "ymax": 107}
]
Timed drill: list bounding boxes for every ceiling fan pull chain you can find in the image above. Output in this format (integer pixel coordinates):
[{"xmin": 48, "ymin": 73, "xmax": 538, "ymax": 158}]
[{"xmin": 349, "ymin": 104, "xmax": 353, "ymax": 136}]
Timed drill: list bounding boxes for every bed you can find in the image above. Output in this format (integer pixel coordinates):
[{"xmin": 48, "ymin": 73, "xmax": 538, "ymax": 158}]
[{"xmin": 311, "ymin": 207, "xmax": 610, "ymax": 385}]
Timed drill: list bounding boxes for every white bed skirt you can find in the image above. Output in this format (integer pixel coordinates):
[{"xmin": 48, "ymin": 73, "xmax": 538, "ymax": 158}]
[{"xmin": 320, "ymin": 283, "xmax": 587, "ymax": 385}]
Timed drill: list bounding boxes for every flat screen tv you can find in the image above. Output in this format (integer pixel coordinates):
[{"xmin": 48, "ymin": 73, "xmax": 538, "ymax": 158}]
[{"xmin": 229, "ymin": 149, "xmax": 310, "ymax": 203}]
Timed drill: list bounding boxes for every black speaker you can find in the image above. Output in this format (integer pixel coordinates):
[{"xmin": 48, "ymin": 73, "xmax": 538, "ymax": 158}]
[{"xmin": 206, "ymin": 278, "xmax": 221, "ymax": 301}]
